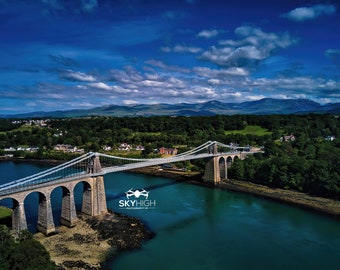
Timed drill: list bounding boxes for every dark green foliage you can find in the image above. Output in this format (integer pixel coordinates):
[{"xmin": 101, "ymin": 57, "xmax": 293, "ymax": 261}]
[
  {"xmin": 1, "ymin": 114, "xmax": 340, "ymax": 200},
  {"xmin": 0, "ymin": 226, "xmax": 56, "ymax": 270},
  {"xmin": 229, "ymin": 137, "xmax": 340, "ymax": 199}
]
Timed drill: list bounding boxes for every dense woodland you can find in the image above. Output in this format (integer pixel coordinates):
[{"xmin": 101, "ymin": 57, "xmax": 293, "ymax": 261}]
[
  {"xmin": 0, "ymin": 114, "xmax": 339, "ymax": 200},
  {"xmin": 0, "ymin": 225, "xmax": 56, "ymax": 269}
]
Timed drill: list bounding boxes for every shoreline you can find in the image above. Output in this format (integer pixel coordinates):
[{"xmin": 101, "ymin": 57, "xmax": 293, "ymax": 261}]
[
  {"xmin": 131, "ymin": 167, "xmax": 340, "ymax": 219},
  {"xmin": 34, "ymin": 211, "xmax": 155, "ymax": 270}
]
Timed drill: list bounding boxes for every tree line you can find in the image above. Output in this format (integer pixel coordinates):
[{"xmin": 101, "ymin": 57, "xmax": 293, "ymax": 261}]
[
  {"xmin": 229, "ymin": 139, "xmax": 340, "ymax": 200},
  {"xmin": 0, "ymin": 114, "xmax": 339, "ymax": 199},
  {"xmin": 0, "ymin": 114, "xmax": 338, "ymax": 151}
]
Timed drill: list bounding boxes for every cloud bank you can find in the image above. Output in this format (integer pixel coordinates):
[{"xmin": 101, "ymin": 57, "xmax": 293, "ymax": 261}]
[{"xmin": 282, "ymin": 4, "xmax": 336, "ymax": 22}]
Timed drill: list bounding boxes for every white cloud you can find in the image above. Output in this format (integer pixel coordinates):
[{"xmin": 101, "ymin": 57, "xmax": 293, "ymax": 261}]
[
  {"xmin": 207, "ymin": 79, "xmax": 221, "ymax": 85},
  {"xmin": 282, "ymin": 4, "xmax": 336, "ymax": 22},
  {"xmin": 161, "ymin": 45, "xmax": 202, "ymax": 54},
  {"xmin": 123, "ymin": 100, "xmax": 139, "ymax": 105},
  {"xmin": 235, "ymin": 26, "xmax": 294, "ymax": 49},
  {"xmin": 200, "ymin": 26, "xmax": 296, "ymax": 67},
  {"xmin": 88, "ymin": 82, "xmax": 112, "ymax": 90},
  {"xmin": 141, "ymin": 80, "xmax": 164, "ymax": 87},
  {"xmin": 193, "ymin": 66, "xmax": 249, "ymax": 77},
  {"xmin": 197, "ymin": 29, "xmax": 219, "ymax": 38},
  {"xmin": 60, "ymin": 70, "xmax": 96, "ymax": 82},
  {"xmin": 145, "ymin": 59, "xmax": 191, "ymax": 73},
  {"xmin": 246, "ymin": 95, "xmax": 266, "ymax": 101}
]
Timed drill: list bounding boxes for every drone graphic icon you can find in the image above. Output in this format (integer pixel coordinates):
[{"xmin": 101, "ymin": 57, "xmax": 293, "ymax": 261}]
[{"xmin": 125, "ymin": 188, "xmax": 149, "ymax": 199}]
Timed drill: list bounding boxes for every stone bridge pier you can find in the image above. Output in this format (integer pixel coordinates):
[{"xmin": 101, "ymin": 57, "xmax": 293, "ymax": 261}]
[{"xmin": 203, "ymin": 152, "xmax": 246, "ymax": 185}]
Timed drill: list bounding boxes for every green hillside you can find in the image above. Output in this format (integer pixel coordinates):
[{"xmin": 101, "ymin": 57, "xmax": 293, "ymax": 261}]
[{"xmin": 225, "ymin": 125, "xmax": 272, "ymax": 136}]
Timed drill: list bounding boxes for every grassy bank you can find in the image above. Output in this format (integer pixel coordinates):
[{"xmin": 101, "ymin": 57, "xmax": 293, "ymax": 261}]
[
  {"xmin": 224, "ymin": 125, "xmax": 272, "ymax": 136},
  {"xmin": 0, "ymin": 206, "xmax": 12, "ymax": 219}
]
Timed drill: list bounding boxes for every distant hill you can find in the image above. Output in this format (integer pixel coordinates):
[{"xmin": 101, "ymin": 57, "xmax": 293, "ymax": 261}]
[{"xmin": 1, "ymin": 98, "xmax": 339, "ymax": 118}]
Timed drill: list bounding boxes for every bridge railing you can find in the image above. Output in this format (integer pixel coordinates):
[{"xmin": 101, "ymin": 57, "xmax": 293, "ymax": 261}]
[{"xmin": 0, "ymin": 152, "xmax": 96, "ymax": 192}]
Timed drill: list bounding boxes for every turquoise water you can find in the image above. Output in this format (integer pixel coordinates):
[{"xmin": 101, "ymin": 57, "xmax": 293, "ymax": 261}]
[
  {"xmin": 1, "ymin": 162, "xmax": 340, "ymax": 270},
  {"xmin": 104, "ymin": 172, "xmax": 340, "ymax": 270}
]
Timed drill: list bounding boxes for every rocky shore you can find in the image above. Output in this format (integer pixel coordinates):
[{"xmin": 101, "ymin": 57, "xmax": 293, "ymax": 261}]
[
  {"xmin": 219, "ymin": 179, "xmax": 340, "ymax": 218},
  {"xmin": 34, "ymin": 211, "xmax": 154, "ymax": 270}
]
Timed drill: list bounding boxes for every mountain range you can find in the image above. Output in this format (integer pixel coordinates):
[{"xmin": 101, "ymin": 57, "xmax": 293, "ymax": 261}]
[{"xmin": 1, "ymin": 98, "xmax": 340, "ymax": 118}]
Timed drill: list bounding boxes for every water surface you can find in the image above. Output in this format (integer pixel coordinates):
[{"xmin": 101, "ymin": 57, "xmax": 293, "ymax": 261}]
[{"xmin": 1, "ymin": 162, "xmax": 339, "ymax": 270}]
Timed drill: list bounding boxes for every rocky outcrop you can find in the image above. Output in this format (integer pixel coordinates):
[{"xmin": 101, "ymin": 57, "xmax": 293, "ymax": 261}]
[
  {"xmin": 35, "ymin": 211, "xmax": 154, "ymax": 270},
  {"xmin": 86, "ymin": 211, "xmax": 155, "ymax": 251}
]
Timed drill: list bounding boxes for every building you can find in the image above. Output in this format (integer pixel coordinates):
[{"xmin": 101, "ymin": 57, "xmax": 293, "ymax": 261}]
[
  {"xmin": 118, "ymin": 143, "xmax": 131, "ymax": 151},
  {"xmin": 325, "ymin": 135, "xmax": 335, "ymax": 141},
  {"xmin": 158, "ymin": 147, "xmax": 178, "ymax": 155},
  {"xmin": 280, "ymin": 134, "xmax": 296, "ymax": 142},
  {"xmin": 135, "ymin": 145, "xmax": 145, "ymax": 151},
  {"xmin": 54, "ymin": 144, "xmax": 84, "ymax": 153}
]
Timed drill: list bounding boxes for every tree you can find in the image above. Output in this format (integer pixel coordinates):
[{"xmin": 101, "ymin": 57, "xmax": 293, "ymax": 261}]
[
  {"xmin": 141, "ymin": 144, "xmax": 154, "ymax": 156},
  {"xmin": 229, "ymin": 159, "xmax": 244, "ymax": 180},
  {"xmin": 0, "ymin": 225, "xmax": 14, "ymax": 269},
  {"xmin": 0, "ymin": 228, "xmax": 56, "ymax": 270}
]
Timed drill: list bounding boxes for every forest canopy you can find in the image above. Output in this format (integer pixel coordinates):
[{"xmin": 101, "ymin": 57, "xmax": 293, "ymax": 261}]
[{"xmin": 0, "ymin": 114, "xmax": 339, "ymax": 199}]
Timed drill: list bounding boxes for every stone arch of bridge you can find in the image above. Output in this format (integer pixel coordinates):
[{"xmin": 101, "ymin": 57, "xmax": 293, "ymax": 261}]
[
  {"xmin": 74, "ymin": 179, "xmax": 93, "ymax": 216},
  {"xmin": 28, "ymin": 190, "xmax": 55, "ymax": 235},
  {"xmin": 0, "ymin": 196, "xmax": 26, "ymax": 234},
  {"xmin": 226, "ymin": 156, "xmax": 233, "ymax": 167},
  {"xmin": 218, "ymin": 157, "xmax": 227, "ymax": 180},
  {"xmin": 50, "ymin": 184, "xmax": 78, "ymax": 228},
  {"xmin": 0, "ymin": 176, "xmax": 103, "ymax": 235}
]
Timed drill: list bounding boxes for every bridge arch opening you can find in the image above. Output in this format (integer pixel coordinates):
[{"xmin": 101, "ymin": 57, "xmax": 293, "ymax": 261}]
[
  {"xmin": 20, "ymin": 191, "xmax": 56, "ymax": 235},
  {"xmin": 218, "ymin": 157, "xmax": 226, "ymax": 180},
  {"xmin": 74, "ymin": 180, "xmax": 93, "ymax": 216},
  {"xmin": 226, "ymin": 156, "xmax": 233, "ymax": 167},
  {"xmin": 23, "ymin": 191, "xmax": 42, "ymax": 233},
  {"xmin": 50, "ymin": 186, "xmax": 73, "ymax": 227}
]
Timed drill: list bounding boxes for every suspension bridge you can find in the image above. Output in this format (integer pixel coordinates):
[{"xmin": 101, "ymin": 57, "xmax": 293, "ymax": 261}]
[{"xmin": 0, "ymin": 141, "xmax": 259, "ymax": 235}]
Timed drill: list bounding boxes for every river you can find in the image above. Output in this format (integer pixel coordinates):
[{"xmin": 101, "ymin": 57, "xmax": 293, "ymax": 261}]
[{"xmin": 1, "ymin": 161, "xmax": 340, "ymax": 270}]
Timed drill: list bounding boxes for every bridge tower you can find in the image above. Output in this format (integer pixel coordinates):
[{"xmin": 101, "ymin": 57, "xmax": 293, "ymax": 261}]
[
  {"xmin": 82, "ymin": 154, "xmax": 108, "ymax": 216},
  {"xmin": 203, "ymin": 146, "xmax": 246, "ymax": 184},
  {"xmin": 203, "ymin": 156, "xmax": 226, "ymax": 185},
  {"xmin": 203, "ymin": 142, "xmax": 224, "ymax": 184}
]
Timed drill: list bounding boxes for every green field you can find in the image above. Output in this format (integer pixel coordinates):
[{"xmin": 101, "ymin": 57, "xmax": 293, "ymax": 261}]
[
  {"xmin": 0, "ymin": 124, "xmax": 34, "ymax": 135},
  {"xmin": 0, "ymin": 207, "xmax": 12, "ymax": 219},
  {"xmin": 225, "ymin": 125, "xmax": 272, "ymax": 136}
]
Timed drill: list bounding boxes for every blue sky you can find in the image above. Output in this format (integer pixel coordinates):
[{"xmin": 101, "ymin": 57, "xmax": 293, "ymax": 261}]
[{"xmin": 0, "ymin": 0, "xmax": 339, "ymax": 114}]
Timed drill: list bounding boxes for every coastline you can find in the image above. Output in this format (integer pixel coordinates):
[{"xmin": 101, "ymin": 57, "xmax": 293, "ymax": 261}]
[
  {"xmin": 34, "ymin": 211, "xmax": 154, "ymax": 270},
  {"xmin": 131, "ymin": 167, "xmax": 340, "ymax": 219},
  {"xmin": 0, "ymin": 157, "xmax": 65, "ymax": 166}
]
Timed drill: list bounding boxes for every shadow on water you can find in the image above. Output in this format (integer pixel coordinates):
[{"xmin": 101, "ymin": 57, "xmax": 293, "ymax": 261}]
[
  {"xmin": 160, "ymin": 213, "xmax": 203, "ymax": 233},
  {"xmin": 106, "ymin": 180, "xmax": 181, "ymax": 201}
]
